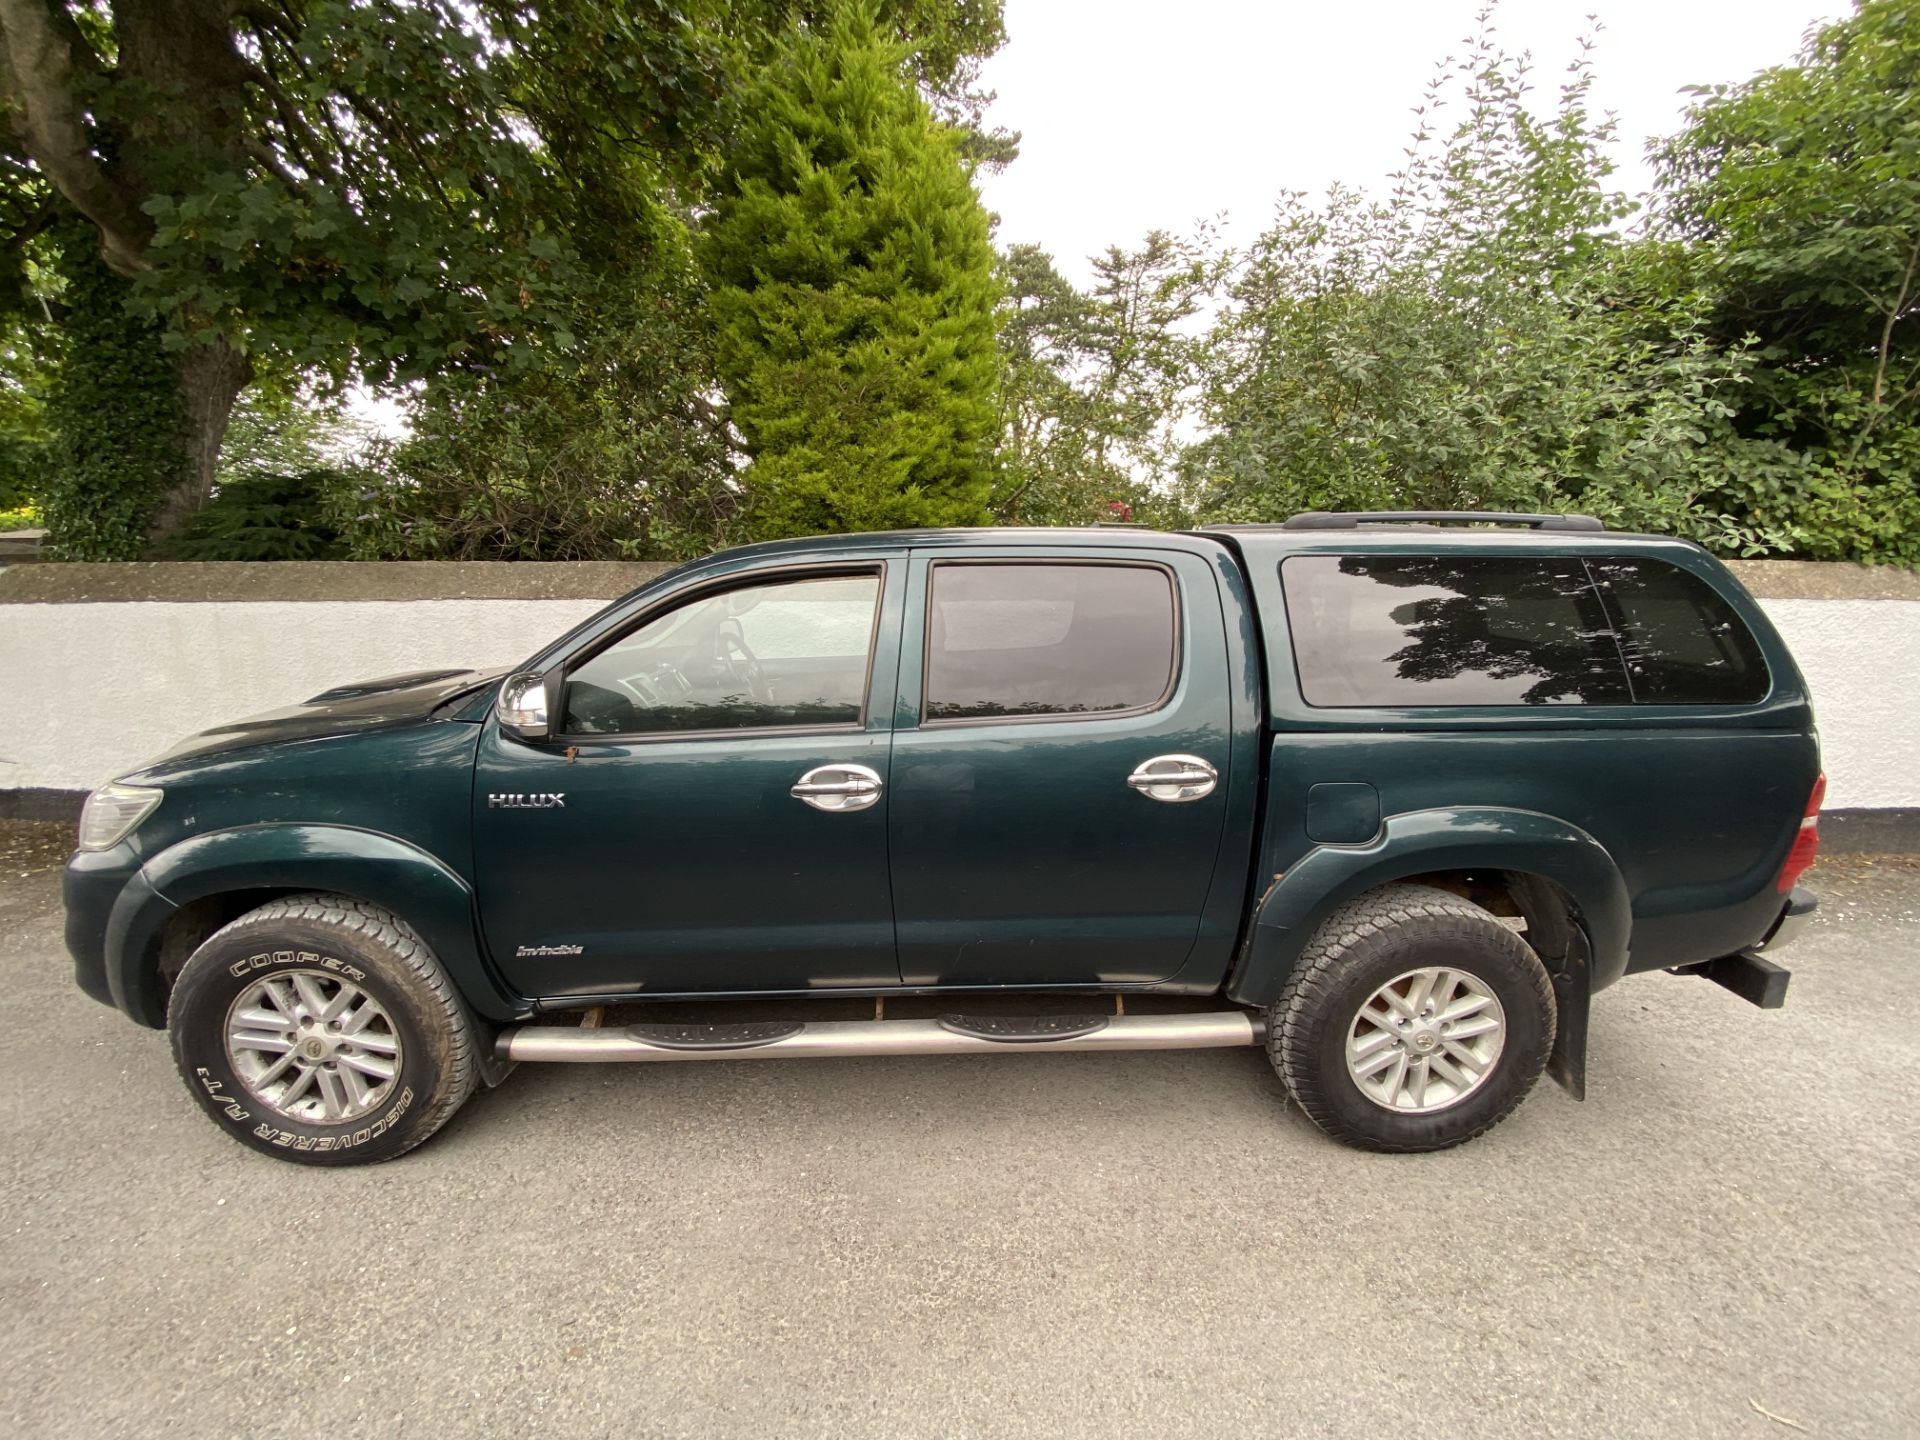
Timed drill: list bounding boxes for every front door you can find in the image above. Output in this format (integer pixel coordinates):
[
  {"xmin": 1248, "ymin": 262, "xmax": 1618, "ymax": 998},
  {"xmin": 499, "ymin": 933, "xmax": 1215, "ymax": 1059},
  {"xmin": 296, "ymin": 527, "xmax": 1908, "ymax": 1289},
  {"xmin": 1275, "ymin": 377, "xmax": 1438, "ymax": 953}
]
[
  {"xmin": 886, "ymin": 549, "xmax": 1235, "ymax": 987},
  {"xmin": 475, "ymin": 561, "xmax": 904, "ymax": 1001}
]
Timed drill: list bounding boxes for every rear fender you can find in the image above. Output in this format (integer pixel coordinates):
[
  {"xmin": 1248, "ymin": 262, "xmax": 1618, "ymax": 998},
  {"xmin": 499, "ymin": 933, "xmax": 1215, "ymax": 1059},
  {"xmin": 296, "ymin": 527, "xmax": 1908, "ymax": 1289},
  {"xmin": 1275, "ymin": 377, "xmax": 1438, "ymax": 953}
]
[
  {"xmin": 107, "ymin": 824, "xmax": 527, "ymax": 1028},
  {"xmin": 1224, "ymin": 807, "xmax": 1630, "ymax": 1092}
]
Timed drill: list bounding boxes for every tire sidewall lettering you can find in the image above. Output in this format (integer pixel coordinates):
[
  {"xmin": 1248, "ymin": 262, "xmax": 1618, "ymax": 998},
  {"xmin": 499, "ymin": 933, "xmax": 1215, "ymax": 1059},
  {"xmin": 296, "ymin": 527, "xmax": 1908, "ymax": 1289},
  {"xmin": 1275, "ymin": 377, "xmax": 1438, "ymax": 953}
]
[
  {"xmin": 227, "ymin": 949, "xmax": 366, "ymax": 983},
  {"xmin": 245, "ymin": 1084, "xmax": 415, "ymax": 1152}
]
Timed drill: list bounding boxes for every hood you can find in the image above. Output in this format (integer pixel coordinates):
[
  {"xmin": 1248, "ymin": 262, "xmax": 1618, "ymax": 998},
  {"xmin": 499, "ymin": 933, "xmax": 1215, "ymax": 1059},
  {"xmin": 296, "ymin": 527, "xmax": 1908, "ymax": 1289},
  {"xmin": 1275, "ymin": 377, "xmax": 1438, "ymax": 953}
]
[{"xmin": 140, "ymin": 667, "xmax": 507, "ymax": 770}]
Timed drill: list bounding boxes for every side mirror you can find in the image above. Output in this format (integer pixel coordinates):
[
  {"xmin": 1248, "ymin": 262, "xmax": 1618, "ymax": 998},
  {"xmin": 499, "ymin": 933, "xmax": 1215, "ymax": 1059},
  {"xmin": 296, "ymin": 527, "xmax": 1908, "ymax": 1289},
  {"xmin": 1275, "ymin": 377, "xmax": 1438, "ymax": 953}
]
[{"xmin": 496, "ymin": 670, "xmax": 556, "ymax": 742}]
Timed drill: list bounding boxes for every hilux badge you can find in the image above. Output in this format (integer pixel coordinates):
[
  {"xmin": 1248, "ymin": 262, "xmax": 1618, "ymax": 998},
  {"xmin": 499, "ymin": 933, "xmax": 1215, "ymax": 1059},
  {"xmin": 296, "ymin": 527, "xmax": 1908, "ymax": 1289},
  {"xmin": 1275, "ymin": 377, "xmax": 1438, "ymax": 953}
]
[{"xmin": 488, "ymin": 793, "xmax": 566, "ymax": 809}]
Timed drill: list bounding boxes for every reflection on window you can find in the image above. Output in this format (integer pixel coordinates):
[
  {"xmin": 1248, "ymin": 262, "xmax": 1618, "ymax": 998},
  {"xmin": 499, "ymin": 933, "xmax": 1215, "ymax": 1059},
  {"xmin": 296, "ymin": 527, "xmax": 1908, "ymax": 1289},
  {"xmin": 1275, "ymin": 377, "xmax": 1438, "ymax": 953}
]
[
  {"xmin": 563, "ymin": 574, "xmax": 879, "ymax": 735},
  {"xmin": 925, "ymin": 564, "xmax": 1176, "ymax": 721},
  {"xmin": 1282, "ymin": 555, "xmax": 1628, "ymax": 707},
  {"xmin": 1593, "ymin": 560, "xmax": 1768, "ymax": 704}
]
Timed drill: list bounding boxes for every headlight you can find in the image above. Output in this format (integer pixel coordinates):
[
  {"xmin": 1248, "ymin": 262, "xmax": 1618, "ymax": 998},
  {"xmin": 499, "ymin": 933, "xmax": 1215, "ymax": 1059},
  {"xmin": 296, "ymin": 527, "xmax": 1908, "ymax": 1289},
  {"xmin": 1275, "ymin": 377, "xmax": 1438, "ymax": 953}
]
[{"xmin": 76, "ymin": 782, "xmax": 163, "ymax": 851}]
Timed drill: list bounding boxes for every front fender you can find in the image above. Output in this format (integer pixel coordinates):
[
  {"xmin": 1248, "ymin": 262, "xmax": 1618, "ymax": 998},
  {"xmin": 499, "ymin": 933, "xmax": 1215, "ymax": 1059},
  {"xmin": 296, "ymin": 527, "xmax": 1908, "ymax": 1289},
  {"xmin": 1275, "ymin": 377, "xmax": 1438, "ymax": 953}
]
[
  {"xmin": 105, "ymin": 824, "xmax": 527, "ymax": 1028},
  {"xmin": 1224, "ymin": 807, "xmax": 1632, "ymax": 1010}
]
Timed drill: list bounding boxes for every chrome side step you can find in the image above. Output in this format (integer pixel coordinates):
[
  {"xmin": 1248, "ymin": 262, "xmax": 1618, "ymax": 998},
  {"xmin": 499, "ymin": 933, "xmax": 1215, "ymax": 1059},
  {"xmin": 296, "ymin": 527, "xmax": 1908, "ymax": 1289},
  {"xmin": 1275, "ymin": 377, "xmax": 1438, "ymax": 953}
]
[{"xmin": 498, "ymin": 1011, "xmax": 1263, "ymax": 1064}]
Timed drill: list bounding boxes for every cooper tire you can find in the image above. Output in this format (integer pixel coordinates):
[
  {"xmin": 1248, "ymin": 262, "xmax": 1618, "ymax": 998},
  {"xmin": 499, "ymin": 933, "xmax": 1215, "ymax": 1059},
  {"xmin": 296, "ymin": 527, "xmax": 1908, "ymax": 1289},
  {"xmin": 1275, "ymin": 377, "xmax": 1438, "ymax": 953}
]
[
  {"xmin": 167, "ymin": 894, "xmax": 476, "ymax": 1165},
  {"xmin": 1268, "ymin": 883, "xmax": 1555, "ymax": 1152}
]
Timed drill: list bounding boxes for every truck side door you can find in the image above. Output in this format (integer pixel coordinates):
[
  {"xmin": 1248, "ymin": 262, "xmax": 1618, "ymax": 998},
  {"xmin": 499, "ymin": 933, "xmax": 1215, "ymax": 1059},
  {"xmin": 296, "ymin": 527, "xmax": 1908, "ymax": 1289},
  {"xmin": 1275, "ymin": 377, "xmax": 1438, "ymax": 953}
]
[
  {"xmin": 886, "ymin": 546, "xmax": 1237, "ymax": 987},
  {"xmin": 474, "ymin": 558, "xmax": 906, "ymax": 1001}
]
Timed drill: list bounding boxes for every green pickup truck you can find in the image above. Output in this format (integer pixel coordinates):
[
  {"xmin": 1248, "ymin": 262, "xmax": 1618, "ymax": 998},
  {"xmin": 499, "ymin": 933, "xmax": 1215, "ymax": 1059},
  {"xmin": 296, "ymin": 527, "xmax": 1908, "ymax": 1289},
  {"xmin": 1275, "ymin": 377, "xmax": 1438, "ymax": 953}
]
[{"xmin": 64, "ymin": 512, "xmax": 1823, "ymax": 1165}]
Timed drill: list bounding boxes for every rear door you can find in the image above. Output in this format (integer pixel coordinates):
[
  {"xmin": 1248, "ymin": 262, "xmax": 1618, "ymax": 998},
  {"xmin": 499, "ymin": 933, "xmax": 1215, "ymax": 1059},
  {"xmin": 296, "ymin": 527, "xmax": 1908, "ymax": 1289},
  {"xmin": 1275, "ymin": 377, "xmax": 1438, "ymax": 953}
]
[{"xmin": 886, "ymin": 546, "xmax": 1236, "ymax": 987}]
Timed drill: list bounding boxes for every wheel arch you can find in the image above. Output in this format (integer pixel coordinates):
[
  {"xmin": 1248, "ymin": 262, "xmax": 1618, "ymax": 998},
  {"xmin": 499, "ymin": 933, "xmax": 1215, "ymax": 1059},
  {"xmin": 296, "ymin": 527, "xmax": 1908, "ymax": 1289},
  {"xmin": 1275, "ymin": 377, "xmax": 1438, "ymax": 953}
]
[
  {"xmin": 106, "ymin": 824, "xmax": 528, "ymax": 1029},
  {"xmin": 1225, "ymin": 807, "xmax": 1629, "ymax": 1014}
]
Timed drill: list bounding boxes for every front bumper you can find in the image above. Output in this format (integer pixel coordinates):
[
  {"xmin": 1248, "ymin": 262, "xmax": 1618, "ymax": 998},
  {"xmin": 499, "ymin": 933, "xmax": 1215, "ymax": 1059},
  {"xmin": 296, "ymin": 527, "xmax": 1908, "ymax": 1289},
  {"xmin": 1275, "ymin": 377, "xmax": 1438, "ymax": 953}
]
[{"xmin": 63, "ymin": 843, "xmax": 142, "ymax": 1012}]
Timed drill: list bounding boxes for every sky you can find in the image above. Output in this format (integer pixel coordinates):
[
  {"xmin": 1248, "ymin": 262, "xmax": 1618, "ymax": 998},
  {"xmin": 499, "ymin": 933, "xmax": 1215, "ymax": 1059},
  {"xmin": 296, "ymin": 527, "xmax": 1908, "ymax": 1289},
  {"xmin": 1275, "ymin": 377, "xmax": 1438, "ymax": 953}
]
[{"xmin": 975, "ymin": 0, "xmax": 1846, "ymax": 286}]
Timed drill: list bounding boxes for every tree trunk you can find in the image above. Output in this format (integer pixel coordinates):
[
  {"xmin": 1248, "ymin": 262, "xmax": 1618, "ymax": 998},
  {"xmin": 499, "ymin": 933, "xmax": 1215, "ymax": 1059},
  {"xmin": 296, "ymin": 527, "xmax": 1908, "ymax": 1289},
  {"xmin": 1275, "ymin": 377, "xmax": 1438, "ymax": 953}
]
[{"xmin": 148, "ymin": 336, "xmax": 251, "ymax": 548}]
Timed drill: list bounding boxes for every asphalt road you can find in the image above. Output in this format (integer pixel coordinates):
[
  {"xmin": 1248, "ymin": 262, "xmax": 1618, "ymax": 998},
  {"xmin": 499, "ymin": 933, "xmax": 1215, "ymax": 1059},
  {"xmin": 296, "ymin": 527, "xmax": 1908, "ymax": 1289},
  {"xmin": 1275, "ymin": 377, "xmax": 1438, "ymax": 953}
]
[{"xmin": 3, "ymin": 831, "xmax": 1917, "ymax": 1439}]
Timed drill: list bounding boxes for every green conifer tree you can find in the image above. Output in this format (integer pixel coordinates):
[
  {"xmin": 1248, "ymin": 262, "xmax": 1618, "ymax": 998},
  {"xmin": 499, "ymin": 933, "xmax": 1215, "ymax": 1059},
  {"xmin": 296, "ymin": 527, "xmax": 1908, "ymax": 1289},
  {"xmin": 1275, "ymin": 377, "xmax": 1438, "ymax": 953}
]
[{"xmin": 703, "ymin": 2, "xmax": 1001, "ymax": 539}]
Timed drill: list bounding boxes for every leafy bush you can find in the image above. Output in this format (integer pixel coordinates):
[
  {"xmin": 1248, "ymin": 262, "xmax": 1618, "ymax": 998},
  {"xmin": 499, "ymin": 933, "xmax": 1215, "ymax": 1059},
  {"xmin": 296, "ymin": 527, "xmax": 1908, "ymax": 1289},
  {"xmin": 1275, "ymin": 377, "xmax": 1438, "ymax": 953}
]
[
  {"xmin": 1184, "ymin": 27, "xmax": 1790, "ymax": 556},
  {"xmin": 158, "ymin": 470, "xmax": 347, "ymax": 560}
]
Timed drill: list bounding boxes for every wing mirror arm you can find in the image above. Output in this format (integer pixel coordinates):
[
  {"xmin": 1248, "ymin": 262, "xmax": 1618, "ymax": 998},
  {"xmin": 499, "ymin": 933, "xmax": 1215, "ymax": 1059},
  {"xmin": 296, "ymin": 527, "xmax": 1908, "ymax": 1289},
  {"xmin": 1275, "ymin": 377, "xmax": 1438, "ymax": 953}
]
[{"xmin": 497, "ymin": 669, "xmax": 563, "ymax": 743}]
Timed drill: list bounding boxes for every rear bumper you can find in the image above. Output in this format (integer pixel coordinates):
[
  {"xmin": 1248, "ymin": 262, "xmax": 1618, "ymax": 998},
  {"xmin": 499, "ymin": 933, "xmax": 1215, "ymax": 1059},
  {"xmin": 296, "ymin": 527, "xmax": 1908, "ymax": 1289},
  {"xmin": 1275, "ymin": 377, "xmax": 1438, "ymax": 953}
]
[
  {"xmin": 1684, "ymin": 889, "xmax": 1816, "ymax": 1011},
  {"xmin": 1758, "ymin": 886, "xmax": 1818, "ymax": 953}
]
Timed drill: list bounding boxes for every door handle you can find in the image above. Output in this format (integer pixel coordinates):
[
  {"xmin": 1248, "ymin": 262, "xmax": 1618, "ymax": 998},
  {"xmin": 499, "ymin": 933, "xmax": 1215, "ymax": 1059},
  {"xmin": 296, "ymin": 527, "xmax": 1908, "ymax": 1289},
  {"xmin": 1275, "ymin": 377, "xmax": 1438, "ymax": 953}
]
[
  {"xmin": 1127, "ymin": 754, "xmax": 1218, "ymax": 803},
  {"xmin": 791, "ymin": 764, "xmax": 884, "ymax": 813}
]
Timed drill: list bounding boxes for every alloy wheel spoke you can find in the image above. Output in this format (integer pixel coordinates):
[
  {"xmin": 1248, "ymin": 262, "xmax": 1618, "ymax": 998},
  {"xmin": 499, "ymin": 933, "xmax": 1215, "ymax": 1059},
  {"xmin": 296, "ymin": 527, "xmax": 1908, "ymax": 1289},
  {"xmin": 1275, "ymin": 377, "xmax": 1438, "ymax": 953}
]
[
  {"xmin": 230, "ymin": 1028, "xmax": 295, "ymax": 1055},
  {"xmin": 1360, "ymin": 1001, "xmax": 1400, "ymax": 1033},
  {"xmin": 1440, "ymin": 993, "xmax": 1494, "ymax": 1024},
  {"xmin": 1427, "ymin": 1051, "xmax": 1472, "ymax": 1089},
  {"xmin": 279, "ymin": 1064, "xmax": 319, "ymax": 1107},
  {"xmin": 1446, "ymin": 1015, "xmax": 1501, "ymax": 1041},
  {"xmin": 1379, "ymin": 1052, "xmax": 1409, "ymax": 1102},
  {"xmin": 337, "ymin": 1064, "xmax": 371, "ymax": 1110},
  {"xmin": 291, "ymin": 973, "xmax": 331, "ymax": 1020},
  {"xmin": 254, "ymin": 1049, "xmax": 301, "ymax": 1087},
  {"xmin": 1410, "ymin": 969, "xmax": 1446, "ymax": 1015},
  {"xmin": 320, "ymin": 984, "xmax": 358, "ymax": 1023},
  {"xmin": 265, "ymin": 979, "xmax": 302, "ymax": 1020},
  {"xmin": 315, "ymin": 1066, "xmax": 349, "ymax": 1121},
  {"xmin": 1351, "ymin": 1044, "xmax": 1402, "ymax": 1078},
  {"xmin": 337, "ymin": 1051, "xmax": 396, "ymax": 1081}
]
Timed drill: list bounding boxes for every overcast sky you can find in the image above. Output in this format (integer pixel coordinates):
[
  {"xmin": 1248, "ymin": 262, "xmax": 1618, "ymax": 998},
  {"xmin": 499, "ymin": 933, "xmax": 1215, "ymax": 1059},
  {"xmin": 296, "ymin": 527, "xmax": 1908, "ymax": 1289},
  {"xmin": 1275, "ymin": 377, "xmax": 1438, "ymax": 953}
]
[{"xmin": 975, "ymin": 0, "xmax": 1845, "ymax": 285}]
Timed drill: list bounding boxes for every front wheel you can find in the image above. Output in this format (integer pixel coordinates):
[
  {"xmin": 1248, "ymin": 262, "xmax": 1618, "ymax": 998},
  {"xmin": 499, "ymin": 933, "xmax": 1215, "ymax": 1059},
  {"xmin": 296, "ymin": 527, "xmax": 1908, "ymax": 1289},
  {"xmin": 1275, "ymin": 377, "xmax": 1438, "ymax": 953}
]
[
  {"xmin": 1267, "ymin": 884, "xmax": 1556, "ymax": 1152},
  {"xmin": 167, "ymin": 894, "xmax": 477, "ymax": 1165}
]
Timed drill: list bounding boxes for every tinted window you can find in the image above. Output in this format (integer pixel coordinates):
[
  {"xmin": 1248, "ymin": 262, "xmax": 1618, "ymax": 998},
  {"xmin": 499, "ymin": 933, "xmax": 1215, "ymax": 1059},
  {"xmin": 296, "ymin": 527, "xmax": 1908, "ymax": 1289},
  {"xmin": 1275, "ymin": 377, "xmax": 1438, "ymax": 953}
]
[
  {"xmin": 564, "ymin": 573, "xmax": 878, "ymax": 735},
  {"xmin": 1282, "ymin": 555, "xmax": 1628, "ymax": 707},
  {"xmin": 924, "ymin": 563, "xmax": 1176, "ymax": 721},
  {"xmin": 1593, "ymin": 559, "xmax": 1768, "ymax": 704}
]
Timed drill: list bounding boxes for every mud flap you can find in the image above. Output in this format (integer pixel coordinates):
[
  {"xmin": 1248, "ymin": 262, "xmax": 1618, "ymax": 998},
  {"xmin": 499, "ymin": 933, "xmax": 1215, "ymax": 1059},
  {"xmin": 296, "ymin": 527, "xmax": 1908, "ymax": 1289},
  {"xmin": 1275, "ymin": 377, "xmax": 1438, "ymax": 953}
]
[{"xmin": 1545, "ymin": 929, "xmax": 1591, "ymax": 1101}]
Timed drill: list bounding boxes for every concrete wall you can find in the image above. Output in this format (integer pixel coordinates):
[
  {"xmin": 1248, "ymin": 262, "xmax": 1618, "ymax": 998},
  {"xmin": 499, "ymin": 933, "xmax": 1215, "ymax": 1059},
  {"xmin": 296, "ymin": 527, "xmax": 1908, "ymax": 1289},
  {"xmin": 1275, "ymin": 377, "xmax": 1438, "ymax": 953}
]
[{"xmin": 2, "ymin": 559, "xmax": 1914, "ymax": 833}]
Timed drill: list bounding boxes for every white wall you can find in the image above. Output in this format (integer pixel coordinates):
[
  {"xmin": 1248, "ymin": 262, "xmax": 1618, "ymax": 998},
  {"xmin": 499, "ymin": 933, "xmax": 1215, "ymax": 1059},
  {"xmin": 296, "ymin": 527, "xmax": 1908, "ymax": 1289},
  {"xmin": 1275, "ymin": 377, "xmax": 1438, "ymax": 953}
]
[
  {"xmin": 1761, "ymin": 600, "xmax": 1920, "ymax": 811},
  {"xmin": 4, "ymin": 594, "xmax": 1916, "ymax": 808},
  {"xmin": 4, "ymin": 599, "xmax": 603, "ymax": 792}
]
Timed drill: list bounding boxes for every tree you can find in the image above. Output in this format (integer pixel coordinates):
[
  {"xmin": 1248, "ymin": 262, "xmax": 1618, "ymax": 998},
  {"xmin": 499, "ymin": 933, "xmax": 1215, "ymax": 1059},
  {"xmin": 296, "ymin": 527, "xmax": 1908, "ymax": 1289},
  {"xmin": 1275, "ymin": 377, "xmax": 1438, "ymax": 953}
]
[
  {"xmin": 703, "ymin": 2, "xmax": 1001, "ymax": 540},
  {"xmin": 1186, "ymin": 14, "xmax": 1781, "ymax": 555},
  {"xmin": 992, "ymin": 234, "xmax": 1215, "ymax": 526},
  {"xmin": 0, "ymin": 0, "xmax": 734, "ymax": 553},
  {"xmin": 1651, "ymin": 0, "xmax": 1920, "ymax": 564}
]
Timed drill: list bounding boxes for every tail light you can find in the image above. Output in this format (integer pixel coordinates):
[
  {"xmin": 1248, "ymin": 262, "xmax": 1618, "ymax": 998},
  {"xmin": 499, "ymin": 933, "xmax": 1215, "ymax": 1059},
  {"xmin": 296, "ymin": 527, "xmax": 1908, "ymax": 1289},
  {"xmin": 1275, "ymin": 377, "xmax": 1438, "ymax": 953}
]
[{"xmin": 1776, "ymin": 773, "xmax": 1826, "ymax": 893}]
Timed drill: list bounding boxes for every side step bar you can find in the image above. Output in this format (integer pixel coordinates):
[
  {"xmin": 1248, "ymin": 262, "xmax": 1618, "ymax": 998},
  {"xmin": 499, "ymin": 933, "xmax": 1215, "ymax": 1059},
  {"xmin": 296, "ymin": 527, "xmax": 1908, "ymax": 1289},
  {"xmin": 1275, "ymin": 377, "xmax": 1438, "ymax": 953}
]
[{"xmin": 498, "ymin": 1011, "xmax": 1264, "ymax": 1064}]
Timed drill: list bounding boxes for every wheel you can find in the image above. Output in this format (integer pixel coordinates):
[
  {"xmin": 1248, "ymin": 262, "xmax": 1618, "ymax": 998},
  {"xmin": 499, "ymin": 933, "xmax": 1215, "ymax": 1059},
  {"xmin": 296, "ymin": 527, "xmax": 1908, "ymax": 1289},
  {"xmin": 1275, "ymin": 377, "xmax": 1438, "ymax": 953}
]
[
  {"xmin": 167, "ymin": 894, "xmax": 477, "ymax": 1165},
  {"xmin": 1267, "ymin": 883, "xmax": 1556, "ymax": 1152}
]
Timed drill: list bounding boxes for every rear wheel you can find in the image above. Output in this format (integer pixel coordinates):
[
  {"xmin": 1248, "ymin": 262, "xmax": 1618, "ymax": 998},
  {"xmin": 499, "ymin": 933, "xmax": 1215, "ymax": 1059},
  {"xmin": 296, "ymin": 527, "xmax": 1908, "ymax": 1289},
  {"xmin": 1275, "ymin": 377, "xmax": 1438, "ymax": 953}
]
[
  {"xmin": 167, "ymin": 894, "xmax": 476, "ymax": 1165},
  {"xmin": 1267, "ymin": 884, "xmax": 1555, "ymax": 1152}
]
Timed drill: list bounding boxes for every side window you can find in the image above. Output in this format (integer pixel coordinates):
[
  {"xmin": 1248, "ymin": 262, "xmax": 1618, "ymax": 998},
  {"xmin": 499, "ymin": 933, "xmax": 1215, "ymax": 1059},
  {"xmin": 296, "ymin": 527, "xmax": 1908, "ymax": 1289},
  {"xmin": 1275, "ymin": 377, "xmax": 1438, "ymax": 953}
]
[
  {"xmin": 563, "ymin": 572, "xmax": 880, "ymax": 736},
  {"xmin": 1281, "ymin": 555, "xmax": 1628, "ymax": 707},
  {"xmin": 924, "ymin": 563, "xmax": 1177, "ymax": 722},
  {"xmin": 1592, "ymin": 559, "xmax": 1769, "ymax": 704}
]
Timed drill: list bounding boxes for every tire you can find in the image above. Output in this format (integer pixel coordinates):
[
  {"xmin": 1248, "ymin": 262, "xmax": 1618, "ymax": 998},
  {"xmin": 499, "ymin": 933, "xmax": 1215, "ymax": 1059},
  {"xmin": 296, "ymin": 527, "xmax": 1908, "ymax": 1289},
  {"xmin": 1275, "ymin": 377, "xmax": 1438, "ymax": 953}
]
[
  {"xmin": 1267, "ymin": 883, "xmax": 1555, "ymax": 1153},
  {"xmin": 167, "ymin": 894, "xmax": 477, "ymax": 1165}
]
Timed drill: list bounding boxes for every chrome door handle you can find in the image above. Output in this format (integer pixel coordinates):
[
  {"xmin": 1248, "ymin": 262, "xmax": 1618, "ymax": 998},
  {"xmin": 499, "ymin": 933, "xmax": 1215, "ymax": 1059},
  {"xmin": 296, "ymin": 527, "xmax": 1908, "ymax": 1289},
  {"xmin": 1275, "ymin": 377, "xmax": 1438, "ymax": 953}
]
[
  {"xmin": 791, "ymin": 764, "xmax": 884, "ymax": 813},
  {"xmin": 1127, "ymin": 754, "xmax": 1218, "ymax": 803}
]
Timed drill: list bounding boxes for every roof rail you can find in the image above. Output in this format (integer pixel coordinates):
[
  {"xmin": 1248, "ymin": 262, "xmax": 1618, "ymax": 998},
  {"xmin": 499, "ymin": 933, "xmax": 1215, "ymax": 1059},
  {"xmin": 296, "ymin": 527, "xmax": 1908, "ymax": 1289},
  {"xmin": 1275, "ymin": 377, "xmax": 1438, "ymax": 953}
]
[{"xmin": 1278, "ymin": 510, "xmax": 1606, "ymax": 533}]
